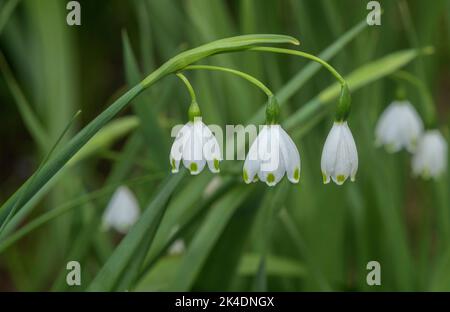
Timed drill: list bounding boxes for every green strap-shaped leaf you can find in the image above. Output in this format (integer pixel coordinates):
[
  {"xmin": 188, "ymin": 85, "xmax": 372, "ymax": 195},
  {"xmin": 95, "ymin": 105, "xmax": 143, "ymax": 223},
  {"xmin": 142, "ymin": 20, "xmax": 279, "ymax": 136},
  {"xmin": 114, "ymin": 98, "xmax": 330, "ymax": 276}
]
[
  {"xmin": 122, "ymin": 30, "xmax": 168, "ymax": 167},
  {"xmin": 88, "ymin": 172, "xmax": 185, "ymax": 291},
  {"xmin": 168, "ymin": 186, "xmax": 253, "ymax": 291}
]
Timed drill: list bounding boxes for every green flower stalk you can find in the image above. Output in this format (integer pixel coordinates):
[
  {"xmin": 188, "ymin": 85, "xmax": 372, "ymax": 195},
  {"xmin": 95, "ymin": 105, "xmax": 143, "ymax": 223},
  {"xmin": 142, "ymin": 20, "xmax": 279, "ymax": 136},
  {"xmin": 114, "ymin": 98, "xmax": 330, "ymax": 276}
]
[
  {"xmin": 176, "ymin": 73, "xmax": 201, "ymax": 121},
  {"xmin": 171, "ymin": 73, "xmax": 221, "ymax": 175}
]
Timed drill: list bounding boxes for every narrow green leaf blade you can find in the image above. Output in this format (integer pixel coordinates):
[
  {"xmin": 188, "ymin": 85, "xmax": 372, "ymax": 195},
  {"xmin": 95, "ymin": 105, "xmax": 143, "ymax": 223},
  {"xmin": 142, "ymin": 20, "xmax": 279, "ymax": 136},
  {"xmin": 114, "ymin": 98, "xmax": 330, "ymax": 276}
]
[
  {"xmin": 168, "ymin": 186, "xmax": 252, "ymax": 291},
  {"xmin": 88, "ymin": 173, "xmax": 184, "ymax": 291}
]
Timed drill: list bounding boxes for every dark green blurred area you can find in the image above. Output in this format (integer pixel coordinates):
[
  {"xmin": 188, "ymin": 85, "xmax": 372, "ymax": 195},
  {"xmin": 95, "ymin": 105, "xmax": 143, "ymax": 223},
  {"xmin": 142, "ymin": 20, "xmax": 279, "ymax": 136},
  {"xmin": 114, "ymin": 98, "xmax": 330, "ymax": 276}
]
[{"xmin": 0, "ymin": 0, "xmax": 449, "ymax": 291}]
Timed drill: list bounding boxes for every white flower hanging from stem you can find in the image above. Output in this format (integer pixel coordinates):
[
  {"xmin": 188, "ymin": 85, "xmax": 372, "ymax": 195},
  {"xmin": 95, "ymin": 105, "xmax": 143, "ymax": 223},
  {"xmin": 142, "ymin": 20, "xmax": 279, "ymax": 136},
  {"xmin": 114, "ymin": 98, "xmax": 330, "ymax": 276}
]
[
  {"xmin": 246, "ymin": 47, "xmax": 357, "ymax": 186},
  {"xmin": 169, "ymin": 46, "xmax": 356, "ymax": 187},
  {"xmin": 243, "ymin": 97, "xmax": 301, "ymax": 186},
  {"xmin": 170, "ymin": 73, "xmax": 221, "ymax": 175},
  {"xmin": 321, "ymin": 84, "xmax": 358, "ymax": 186},
  {"xmin": 321, "ymin": 120, "xmax": 358, "ymax": 185}
]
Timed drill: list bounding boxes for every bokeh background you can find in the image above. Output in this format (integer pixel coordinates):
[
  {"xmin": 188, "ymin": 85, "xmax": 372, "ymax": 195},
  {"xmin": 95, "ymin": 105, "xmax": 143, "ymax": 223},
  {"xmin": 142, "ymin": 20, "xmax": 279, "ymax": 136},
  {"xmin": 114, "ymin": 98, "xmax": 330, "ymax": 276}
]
[{"xmin": 0, "ymin": 0, "xmax": 449, "ymax": 291}]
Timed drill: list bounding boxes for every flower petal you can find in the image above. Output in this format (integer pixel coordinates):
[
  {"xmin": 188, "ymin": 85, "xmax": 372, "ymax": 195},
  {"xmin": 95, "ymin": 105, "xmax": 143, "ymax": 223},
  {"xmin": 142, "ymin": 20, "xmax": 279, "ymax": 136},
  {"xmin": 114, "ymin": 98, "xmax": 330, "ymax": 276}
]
[
  {"xmin": 243, "ymin": 127, "xmax": 266, "ymax": 183},
  {"xmin": 102, "ymin": 186, "xmax": 140, "ymax": 234},
  {"xmin": 343, "ymin": 122, "xmax": 358, "ymax": 181},
  {"xmin": 279, "ymin": 127, "xmax": 300, "ymax": 183},
  {"xmin": 202, "ymin": 123, "xmax": 222, "ymax": 173},
  {"xmin": 258, "ymin": 126, "xmax": 285, "ymax": 186},
  {"xmin": 182, "ymin": 122, "xmax": 206, "ymax": 175},
  {"xmin": 169, "ymin": 123, "xmax": 192, "ymax": 173},
  {"xmin": 321, "ymin": 122, "xmax": 341, "ymax": 181}
]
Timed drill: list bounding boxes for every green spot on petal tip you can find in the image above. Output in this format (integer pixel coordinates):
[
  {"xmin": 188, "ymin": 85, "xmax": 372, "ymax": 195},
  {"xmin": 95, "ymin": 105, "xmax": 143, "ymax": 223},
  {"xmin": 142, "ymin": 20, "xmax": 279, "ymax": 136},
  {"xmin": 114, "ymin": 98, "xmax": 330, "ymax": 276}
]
[
  {"xmin": 267, "ymin": 173, "xmax": 275, "ymax": 184},
  {"xmin": 190, "ymin": 162, "xmax": 198, "ymax": 173},
  {"xmin": 214, "ymin": 159, "xmax": 220, "ymax": 171},
  {"xmin": 322, "ymin": 172, "xmax": 328, "ymax": 184},
  {"xmin": 243, "ymin": 169, "xmax": 249, "ymax": 183},
  {"xmin": 293, "ymin": 168, "xmax": 300, "ymax": 181},
  {"xmin": 337, "ymin": 175, "xmax": 346, "ymax": 183}
]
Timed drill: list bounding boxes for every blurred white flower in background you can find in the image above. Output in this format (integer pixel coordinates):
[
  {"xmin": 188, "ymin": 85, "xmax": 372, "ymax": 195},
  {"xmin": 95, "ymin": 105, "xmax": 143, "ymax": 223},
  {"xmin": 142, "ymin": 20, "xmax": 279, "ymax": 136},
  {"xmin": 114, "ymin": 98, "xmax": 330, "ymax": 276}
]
[
  {"xmin": 170, "ymin": 117, "xmax": 221, "ymax": 175},
  {"xmin": 375, "ymin": 101, "xmax": 423, "ymax": 153},
  {"xmin": 203, "ymin": 176, "xmax": 223, "ymax": 198},
  {"xmin": 168, "ymin": 239, "xmax": 186, "ymax": 256},
  {"xmin": 243, "ymin": 125, "xmax": 300, "ymax": 186},
  {"xmin": 102, "ymin": 186, "xmax": 140, "ymax": 234},
  {"xmin": 321, "ymin": 121, "xmax": 358, "ymax": 185},
  {"xmin": 412, "ymin": 130, "xmax": 448, "ymax": 179}
]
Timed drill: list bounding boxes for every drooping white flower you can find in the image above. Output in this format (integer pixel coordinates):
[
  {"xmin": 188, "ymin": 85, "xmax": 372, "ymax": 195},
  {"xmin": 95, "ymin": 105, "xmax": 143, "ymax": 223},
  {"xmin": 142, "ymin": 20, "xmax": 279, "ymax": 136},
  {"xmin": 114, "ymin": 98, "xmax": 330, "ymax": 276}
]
[
  {"xmin": 102, "ymin": 186, "xmax": 140, "ymax": 234},
  {"xmin": 243, "ymin": 125, "xmax": 300, "ymax": 186},
  {"xmin": 321, "ymin": 121, "xmax": 358, "ymax": 185},
  {"xmin": 375, "ymin": 101, "xmax": 423, "ymax": 153},
  {"xmin": 412, "ymin": 130, "xmax": 448, "ymax": 179},
  {"xmin": 170, "ymin": 117, "xmax": 221, "ymax": 175}
]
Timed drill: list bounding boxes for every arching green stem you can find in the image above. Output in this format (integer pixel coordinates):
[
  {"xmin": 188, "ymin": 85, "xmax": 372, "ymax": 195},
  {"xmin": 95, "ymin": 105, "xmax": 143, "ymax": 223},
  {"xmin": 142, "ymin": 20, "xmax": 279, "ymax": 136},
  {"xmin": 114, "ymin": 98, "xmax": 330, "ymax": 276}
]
[
  {"xmin": 183, "ymin": 65, "xmax": 273, "ymax": 97},
  {"xmin": 176, "ymin": 73, "xmax": 197, "ymax": 102},
  {"xmin": 176, "ymin": 73, "xmax": 201, "ymax": 121},
  {"xmin": 182, "ymin": 64, "xmax": 279, "ymax": 123},
  {"xmin": 391, "ymin": 70, "xmax": 436, "ymax": 128},
  {"xmin": 247, "ymin": 46, "xmax": 350, "ymax": 122},
  {"xmin": 248, "ymin": 47, "xmax": 346, "ymax": 85}
]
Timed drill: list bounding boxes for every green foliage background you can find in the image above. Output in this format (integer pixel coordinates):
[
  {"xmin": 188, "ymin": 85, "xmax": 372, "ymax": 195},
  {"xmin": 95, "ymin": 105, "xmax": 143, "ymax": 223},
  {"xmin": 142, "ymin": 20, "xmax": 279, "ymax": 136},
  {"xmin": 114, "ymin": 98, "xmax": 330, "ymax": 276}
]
[{"xmin": 0, "ymin": 0, "xmax": 449, "ymax": 291}]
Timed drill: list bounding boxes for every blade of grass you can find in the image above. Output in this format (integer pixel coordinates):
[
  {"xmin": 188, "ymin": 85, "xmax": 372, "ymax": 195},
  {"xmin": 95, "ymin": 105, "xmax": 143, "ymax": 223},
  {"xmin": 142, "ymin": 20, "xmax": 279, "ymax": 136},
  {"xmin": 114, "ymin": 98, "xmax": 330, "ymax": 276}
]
[
  {"xmin": 122, "ymin": 30, "xmax": 168, "ymax": 167},
  {"xmin": 0, "ymin": 0, "xmax": 20, "ymax": 35},
  {"xmin": 0, "ymin": 116, "xmax": 141, "ymax": 238},
  {"xmin": 192, "ymin": 187, "xmax": 265, "ymax": 291},
  {"xmin": 0, "ymin": 84, "xmax": 144, "ymax": 227},
  {"xmin": 0, "ymin": 173, "xmax": 163, "ymax": 254},
  {"xmin": 138, "ymin": 177, "xmax": 236, "ymax": 279},
  {"xmin": 0, "ymin": 50, "xmax": 47, "ymax": 150},
  {"xmin": 68, "ymin": 116, "xmax": 139, "ymax": 165},
  {"xmin": 251, "ymin": 181, "xmax": 290, "ymax": 291},
  {"xmin": 279, "ymin": 208, "xmax": 331, "ymax": 291},
  {"xmin": 168, "ymin": 186, "xmax": 253, "ymax": 291},
  {"xmin": 135, "ymin": 252, "xmax": 305, "ymax": 291},
  {"xmin": 51, "ymin": 132, "xmax": 146, "ymax": 291},
  {"xmin": 239, "ymin": 253, "xmax": 306, "ymax": 278},
  {"xmin": 0, "ymin": 110, "xmax": 81, "ymax": 235},
  {"xmin": 88, "ymin": 173, "xmax": 185, "ymax": 291}
]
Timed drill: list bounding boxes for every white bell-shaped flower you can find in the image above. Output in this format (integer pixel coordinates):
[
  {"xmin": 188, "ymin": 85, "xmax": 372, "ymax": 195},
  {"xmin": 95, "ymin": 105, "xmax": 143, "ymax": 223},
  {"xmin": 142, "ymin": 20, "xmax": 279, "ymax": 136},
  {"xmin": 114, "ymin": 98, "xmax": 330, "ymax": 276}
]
[
  {"xmin": 243, "ymin": 125, "xmax": 300, "ymax": 186},
  {"xmin": 375, "ymin": 101, "xmax": 423, "ymax": 153},
  {"xmin": 170, "ymin": 117, "xmax": 221, "ymax": 175},
  {"xmin": 102, "ymin": 186, "xmax": 140, "ymax": 234},
  {"xmin": 412, "ymin": 130, "xmax": 448, "ymax": 179},
  {"xmin": 321, "ymin": 121, "xmax": 358, "ymax": 185}
]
